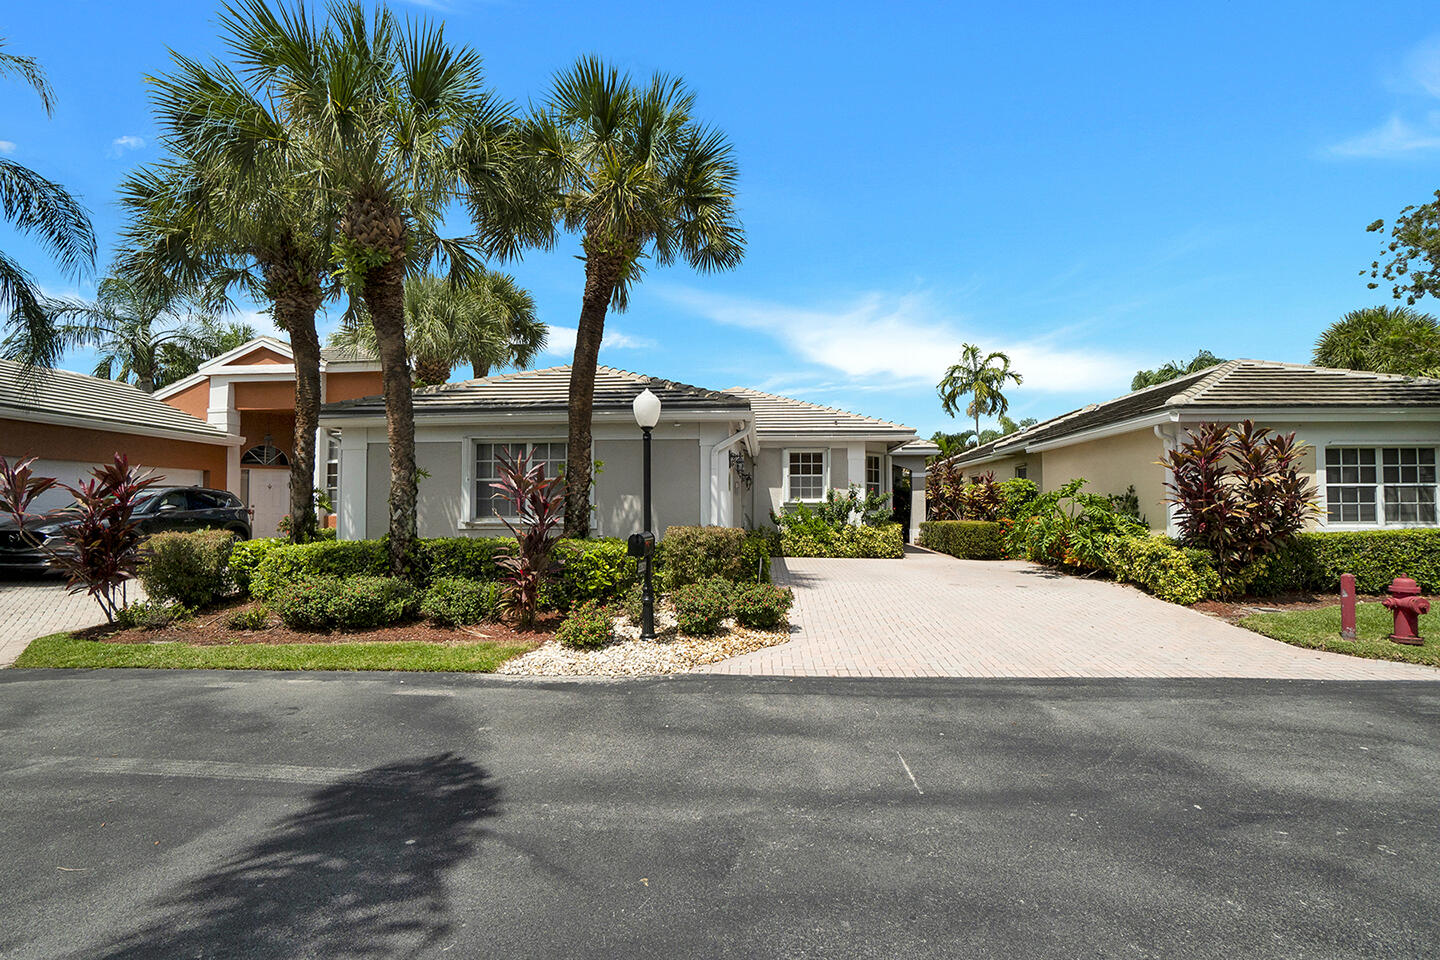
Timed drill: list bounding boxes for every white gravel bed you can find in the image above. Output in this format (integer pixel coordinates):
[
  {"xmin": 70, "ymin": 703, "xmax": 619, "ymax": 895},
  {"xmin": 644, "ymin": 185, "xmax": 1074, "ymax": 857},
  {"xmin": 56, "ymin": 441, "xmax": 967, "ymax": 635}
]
[{"xmin": 498, "ymin": 612, "xmax": 792, "ymax": 677}]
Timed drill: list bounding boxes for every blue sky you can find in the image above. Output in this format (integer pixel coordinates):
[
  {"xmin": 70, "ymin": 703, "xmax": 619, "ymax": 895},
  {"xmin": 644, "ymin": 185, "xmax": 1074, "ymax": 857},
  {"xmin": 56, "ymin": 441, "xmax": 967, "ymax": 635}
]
[{"xmin": 5, "ymin": 0, "xmax": 1439, "ymax": 437}]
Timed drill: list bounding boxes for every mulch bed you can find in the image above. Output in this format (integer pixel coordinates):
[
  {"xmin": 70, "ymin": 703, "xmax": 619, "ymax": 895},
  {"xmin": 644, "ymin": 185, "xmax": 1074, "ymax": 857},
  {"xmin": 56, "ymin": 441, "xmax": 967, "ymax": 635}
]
[
  {"xmin": 1193, "ymin": 592, "xmax": 1378, "ymax": 624},
  {"xmin": 74, "ymin": 596, "xmax": 557, "ymax": 648}
]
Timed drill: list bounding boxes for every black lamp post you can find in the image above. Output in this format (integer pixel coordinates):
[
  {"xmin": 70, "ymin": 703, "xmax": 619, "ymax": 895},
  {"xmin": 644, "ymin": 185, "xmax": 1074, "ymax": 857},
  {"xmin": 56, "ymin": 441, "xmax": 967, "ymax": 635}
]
[{"xmin": 632, "ymin": 388, "xmax": 662, "ymax": 640}]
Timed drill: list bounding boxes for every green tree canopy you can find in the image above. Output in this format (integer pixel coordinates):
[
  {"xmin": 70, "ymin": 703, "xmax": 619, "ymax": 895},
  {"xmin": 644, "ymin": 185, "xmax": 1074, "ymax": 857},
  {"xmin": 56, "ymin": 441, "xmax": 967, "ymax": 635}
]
[
  {"xmin": 937, "ymin": 344, "xmax": 1023, "ymax": 441},
  {"xmin": 1366, "ymin": 193, "xmax": 1440, "ymax": 304},
  {"xmin": 1313, "ymin": 305, "xmax": 1440, "ymax": 377},
  {"xmin": 1130, "ymin": 349, "xmax": 1224, "ymax": 391}
]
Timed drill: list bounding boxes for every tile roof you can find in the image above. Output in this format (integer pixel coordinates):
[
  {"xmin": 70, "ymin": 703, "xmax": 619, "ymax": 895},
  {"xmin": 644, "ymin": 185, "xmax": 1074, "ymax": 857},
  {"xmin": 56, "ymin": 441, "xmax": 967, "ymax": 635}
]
[
  {"xmin": 322, "ymin": 365, "xmax": 749, "ymax": 416},
  {"xmin": 320, "ymin": 343, "xmax": 378, "ymax": 364},
  {"xmin": 724, "ymin": 387, "xmax": 921, "ymax": 440},
  {"xmin": 0, "ymin": 359, "xmax": 235, "ymax": 441},
  {"xmin": 952, "ymin": 360, "xmax": 1440, "ymax": 466}
]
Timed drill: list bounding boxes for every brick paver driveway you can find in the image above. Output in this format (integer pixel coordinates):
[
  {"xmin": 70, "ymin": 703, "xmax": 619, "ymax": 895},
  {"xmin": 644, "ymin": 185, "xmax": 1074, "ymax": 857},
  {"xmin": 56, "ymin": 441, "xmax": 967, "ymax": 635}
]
[
  {"xmin": 0, "ymin": 577, "xmax": 124, "ymax": 667},
  {"xmin": 702, "ymin": 547, "xmax": 1440, "ymax": 679}
]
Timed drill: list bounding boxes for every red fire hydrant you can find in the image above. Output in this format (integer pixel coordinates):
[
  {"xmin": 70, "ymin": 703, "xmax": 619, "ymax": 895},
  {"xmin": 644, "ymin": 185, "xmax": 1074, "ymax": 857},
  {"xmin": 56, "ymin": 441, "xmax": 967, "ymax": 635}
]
[{"xmin": 1382, "ymin": 576, "xmax": 1429, "ymax": 646}]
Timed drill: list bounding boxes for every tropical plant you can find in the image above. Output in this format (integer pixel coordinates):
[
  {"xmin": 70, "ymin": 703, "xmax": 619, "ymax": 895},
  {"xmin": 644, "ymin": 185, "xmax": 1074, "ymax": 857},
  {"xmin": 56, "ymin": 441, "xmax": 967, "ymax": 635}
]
[
  {"xmin": 527, "ymin": 56, "xmax": 746, "ymax": 535},
  {"xmin": 7, "ymin": 272, "xmax": 255, "ymax": 392},
  {"xmin": 0, "ymin": 37, "xmax": 96, "ymax": 367},
  {"xmin": 491, "ymin": 447, "xmax": 564, "ymax": 629},
  {"xmin": 179, "ymin": 0, "xmax": 547, "ymax": 573},
  {"xmin": 1312, "ymin": 306, "xmax": 1440, "ymax": 377},
  {"xmin": 1130, "ymin": 349, "xmax": 1225, "ymax": 391},
  {"xmin": 937, "ymin": 344, "xmax": 1023, "ymax": 441},
  {"xmin": 1159, "ymin": 420, "xmax": 1317, "ymax": 594},
  {"xmin": 0, "ymin": 454, "xmax": 160, "ymax": 621},
  {"xmin": 1008, "ymin": 478, "xmax": 1146, "ymax": 569},
  {"xmin": 328, "ymin": 271, "xmax": 543, "ymax": 384}
]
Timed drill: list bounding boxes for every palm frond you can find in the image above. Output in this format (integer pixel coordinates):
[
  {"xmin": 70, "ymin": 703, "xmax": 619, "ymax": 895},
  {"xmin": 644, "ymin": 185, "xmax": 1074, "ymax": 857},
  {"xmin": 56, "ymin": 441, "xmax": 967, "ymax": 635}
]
[{"xmin": 0, "ymin": 158, "xmax": 96, "ymax": 275}]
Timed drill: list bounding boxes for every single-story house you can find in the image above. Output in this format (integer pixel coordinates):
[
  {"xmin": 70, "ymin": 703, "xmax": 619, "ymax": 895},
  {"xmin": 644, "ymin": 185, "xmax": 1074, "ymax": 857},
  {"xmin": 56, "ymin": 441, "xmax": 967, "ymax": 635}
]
[
  {"xmin": 947, "ymin": 359, "xmax": 1440, "ymax": 535},
  {"xmin": 0, "ymin": 358, "xmax": 243, "ymax": 511},
  {"xmin": 155, "ymin": 337, "xmax": 383, "ymax": 536},
  {"xmin": 319, "ymin": 365, "xmax": 939, "ymax": 541}
]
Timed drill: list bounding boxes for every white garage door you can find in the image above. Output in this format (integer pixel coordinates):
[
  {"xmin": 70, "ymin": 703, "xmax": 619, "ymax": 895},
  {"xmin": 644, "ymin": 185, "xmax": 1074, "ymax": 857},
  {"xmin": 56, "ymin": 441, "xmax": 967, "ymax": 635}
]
[{"xmin": 22, "ymin": 459, "xmax": 205, "ymax": 512}]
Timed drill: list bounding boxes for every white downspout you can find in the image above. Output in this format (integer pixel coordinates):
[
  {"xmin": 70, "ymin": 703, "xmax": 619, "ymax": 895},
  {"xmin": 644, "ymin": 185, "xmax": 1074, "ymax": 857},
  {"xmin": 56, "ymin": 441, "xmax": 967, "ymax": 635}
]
[{"xmin": 709, "ymin": 424, "xmax": 751, "ymax": 528}]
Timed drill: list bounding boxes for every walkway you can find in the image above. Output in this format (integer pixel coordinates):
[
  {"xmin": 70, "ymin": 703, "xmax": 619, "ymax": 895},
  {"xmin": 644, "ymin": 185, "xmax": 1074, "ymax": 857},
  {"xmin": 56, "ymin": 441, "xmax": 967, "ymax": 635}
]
[
  {"xmin": 0, "ymin": 577, "xmax": 127, "ymax": 666},
  {"xmin": 702, "ymin": 548, "xmax": 1440, "ymax": 679}
]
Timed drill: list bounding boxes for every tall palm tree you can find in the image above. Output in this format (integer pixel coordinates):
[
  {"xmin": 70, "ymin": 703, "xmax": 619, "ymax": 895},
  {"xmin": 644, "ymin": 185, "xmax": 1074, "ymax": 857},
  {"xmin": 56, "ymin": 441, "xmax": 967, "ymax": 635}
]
[
  {"xmin": 330, "ymin": 271, "xmax": 543, "ymax": 384},
  {"xmin": 1313, "ymin": 306, "xmax": 1440, "ymax": 377},
  {"xmin": 0, "ymin": 38, "xmax": 96, "ymax": 367},
  {"xmin": 1130, "ymin": 349, "xmax": 1224, "ymax": 390},
  {"xmin": 199, "ymin": 0, "xmax": 544, "ymax": 573},
  {"xmin": 117, "ymin": 2, "xmax": 342, "ymax": 543},
  {"xmin": 937, "ymin": 344, "xmax": 1024, "ymax": 441},
  {"xmin": 528, "ymin": 56, "xmax": 746, "ymax": 536},
  {"xmin": 7, "ymin": 272, "xmax": 253, "ymax": 393}
]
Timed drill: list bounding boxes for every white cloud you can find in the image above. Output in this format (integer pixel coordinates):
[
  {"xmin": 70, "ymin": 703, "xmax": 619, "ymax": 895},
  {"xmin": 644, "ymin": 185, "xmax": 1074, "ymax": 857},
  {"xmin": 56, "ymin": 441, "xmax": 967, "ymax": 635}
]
[
  {"xmin": 109, "ymin": 135, "xmax": 144, "ymax": 157},
  {"xmin": 542, "ymin": 324, "xmax": 656, "ymax": 358},
  {"xmin": 0, "ymin": 141, "xmax": 15, "ymax": 154},
  {"xmin": 658, "ymin": 287, "xmax": 1136, "ymax": 394},
  {"xmin": 1330, "ymin": 38, "xmax": 1440, "ymax": 157}
]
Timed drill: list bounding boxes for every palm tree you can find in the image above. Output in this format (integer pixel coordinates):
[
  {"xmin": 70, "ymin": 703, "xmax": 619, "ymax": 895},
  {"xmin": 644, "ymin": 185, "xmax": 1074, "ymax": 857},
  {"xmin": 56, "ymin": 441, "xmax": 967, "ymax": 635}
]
[
  {"xmin": 0, "ymin": 38, "xmax": 96, "ymax": 367},
  {"xmin": 330, "ymin": 272, "xmax": 543, "ymax": 384},
  {"xmin": 117, "ymin": 3, "xmax": 343, "ymax": 543},
  {"xmin": 1313, "ymin": 306, "xmax": 1440, "ymax": 377},
  {"xmin": 937, "ymin": 344, "xmax": 1024, "ymax": 441},
  {"xmin": 1130, "ymin": 349, "xmax": 1224, "ymax": 390},
  {"xmin": 528, "ymin": 56, "xmax": 746, "ymax": 536},
  {"xmin": 196, "ymin": 0, "xmax": 544, "ymax": 573},
  {"xmin": 8, "ymin": 272, "xmax": 253, "ymax": 393}
]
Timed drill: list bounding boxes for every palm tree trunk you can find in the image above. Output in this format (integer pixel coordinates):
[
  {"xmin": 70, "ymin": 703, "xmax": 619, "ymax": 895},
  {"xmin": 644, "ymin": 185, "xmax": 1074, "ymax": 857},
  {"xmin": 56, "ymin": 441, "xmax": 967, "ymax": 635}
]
[
  {"xmin": 974, "ymin": 410, "xmax": 980, "ymax": 446},
  {"xmin": 364, "ymin": 256, "xmax": 419, "ymax": 577},
  {"xmin": 282, "ymin": 298, "xmax": 323, "ymax": 543},
  {"xmin": 564, "ymin": 245, "xmax": 624, "ymax": 538},
  {"xmin": 469, "ymin": 358, "xmax": 491, "ymax": 381}
]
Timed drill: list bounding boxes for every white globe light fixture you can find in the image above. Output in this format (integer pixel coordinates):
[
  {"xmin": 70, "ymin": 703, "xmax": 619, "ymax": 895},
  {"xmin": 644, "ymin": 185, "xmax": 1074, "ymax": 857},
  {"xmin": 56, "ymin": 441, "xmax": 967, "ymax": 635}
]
[{"xmin": 632, "ymin": 388, "xmax": 661, "ymax": 429}]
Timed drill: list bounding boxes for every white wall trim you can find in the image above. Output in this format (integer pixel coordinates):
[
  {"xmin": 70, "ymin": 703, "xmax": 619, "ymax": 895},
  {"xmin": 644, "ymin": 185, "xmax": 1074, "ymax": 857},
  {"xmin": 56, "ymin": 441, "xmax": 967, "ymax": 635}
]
[{"xmin": 7, "ymin": 406, "xmax": 243, "ymax": 448}]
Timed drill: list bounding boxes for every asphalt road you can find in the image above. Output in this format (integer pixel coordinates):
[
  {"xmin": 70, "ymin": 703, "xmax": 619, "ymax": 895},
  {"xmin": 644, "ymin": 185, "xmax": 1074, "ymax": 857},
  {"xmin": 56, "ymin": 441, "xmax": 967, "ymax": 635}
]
[{"xmin": 1, "ymin": 671, "xmax": 1437, "ymax": 960}]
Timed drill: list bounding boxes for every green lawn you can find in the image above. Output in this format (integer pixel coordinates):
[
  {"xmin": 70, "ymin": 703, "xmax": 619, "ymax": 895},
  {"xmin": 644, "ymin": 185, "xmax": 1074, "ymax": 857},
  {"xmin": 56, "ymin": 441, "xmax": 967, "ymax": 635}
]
[
  {"xmin": 1241, "ymin": 602, "xmax": 1440, "ymax": 669},
  {"xmin": 13, "ymin": 633, "xmax": 533, "ymax": 672}
]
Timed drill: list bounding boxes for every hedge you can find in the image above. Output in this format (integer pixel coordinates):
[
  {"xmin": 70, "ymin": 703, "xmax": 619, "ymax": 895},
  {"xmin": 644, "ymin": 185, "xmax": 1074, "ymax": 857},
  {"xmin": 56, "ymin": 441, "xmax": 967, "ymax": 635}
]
[
  {"xmin": 780, "ymin": 522, "xmax": 905, "ymax": 559},
  {"xmin": 658, "ymin": 526, "xmax": 771, "ymax": 589},
  {"xmin": 1246, "ymin": 530, "xmax": 1440, "ymax": 596},
  {"xmin": 273, "ymin": 575, "xmax": 418, "ymax": 631},
  {"xmin": 139, "ymin": 529, "xmax": 236, "ymax": 608},
  {"xmin": 1101, "ymin": 535, "xmax": 1221, "ymax": 606},
  {"xmin": 918, "ymin": 521, "xmax": 1006, "ymax": 560}
]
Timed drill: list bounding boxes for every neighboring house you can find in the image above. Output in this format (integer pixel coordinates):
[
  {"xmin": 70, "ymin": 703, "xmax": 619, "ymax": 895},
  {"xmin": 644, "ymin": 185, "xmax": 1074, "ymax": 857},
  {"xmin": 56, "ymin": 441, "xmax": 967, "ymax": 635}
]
[
  {"xmin": 0, "ymin": 358, "xmax": 242, "ymax": 511},
  {"xmin": 155, "ymin": 337, "xmax": 382, "ymax": 536},
  {"xmin": 948, "ymin": 360, "xmax": 1440, "ymax": 535},
  {"xmin": 319, "ymin": 366, "xmax": 938, "ymax": 541}
]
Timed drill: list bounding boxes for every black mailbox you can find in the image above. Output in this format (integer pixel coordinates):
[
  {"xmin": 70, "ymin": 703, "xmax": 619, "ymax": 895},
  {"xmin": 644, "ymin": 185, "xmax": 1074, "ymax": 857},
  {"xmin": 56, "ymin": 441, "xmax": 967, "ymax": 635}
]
[{"xmin": 627, "ymin": 532, "xmax": 655, "ymax": 557}]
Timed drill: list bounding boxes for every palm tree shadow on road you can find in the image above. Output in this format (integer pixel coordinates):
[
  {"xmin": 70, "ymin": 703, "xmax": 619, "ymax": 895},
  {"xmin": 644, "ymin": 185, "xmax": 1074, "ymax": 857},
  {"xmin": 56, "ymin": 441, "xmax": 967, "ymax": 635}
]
[{"xmin": 74, "ymin": 752, "xmax": 499, "ymax": 960}]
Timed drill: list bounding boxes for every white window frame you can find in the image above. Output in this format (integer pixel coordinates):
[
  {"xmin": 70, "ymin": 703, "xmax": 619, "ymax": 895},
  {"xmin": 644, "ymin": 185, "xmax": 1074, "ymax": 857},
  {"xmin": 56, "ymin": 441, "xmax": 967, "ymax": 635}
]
[
  {"xmin": 323, "ymin": 430, "xmax": 341, "ymax": 513},
  {"xmin": 1318, "ymin": 442, "xmax": 1440, "ymax": 530},
  {"xmin": 783, "ymin": 447, "xmax": 829, "ymax": 503},
  {"xmin": 864, "ymin": 454, "xmax": 883, "ymax": 497},
  {"xmin": 461, "ymin": 437, "xmax": 570, "ymax": 525}
]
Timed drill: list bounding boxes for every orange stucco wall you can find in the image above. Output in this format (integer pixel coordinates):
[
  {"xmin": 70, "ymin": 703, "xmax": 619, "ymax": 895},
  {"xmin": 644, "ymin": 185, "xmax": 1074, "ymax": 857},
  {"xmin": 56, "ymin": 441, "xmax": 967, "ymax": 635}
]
[
  {"xmin": 325, "ymin": 370, "xmax": 383, "ymax": 402},
  {"xmin": 0, "ymin": 417, "xmax": 230, "ymax": 489},
  {"xmin": 231, "ymin": 346, "xmax": 291, "ymax": 365},
  {"xmin": 164, "ymin": 379, "xmax": 210, "ymax": 419},
  {"xmin": 239, "ymin": 410, "xmax": 295, "ymax": 462},
  {"xmin": 234, "ymin": 380, "xmax": 298, "ymax": 410}
]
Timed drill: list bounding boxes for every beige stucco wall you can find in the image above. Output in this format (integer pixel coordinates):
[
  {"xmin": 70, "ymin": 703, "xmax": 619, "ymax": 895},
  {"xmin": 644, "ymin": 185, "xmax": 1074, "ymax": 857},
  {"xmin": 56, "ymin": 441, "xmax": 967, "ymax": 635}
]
[
  {"xmin": 962, "ymin": 453, "xmax": 1038, "ymax": 487},
  {"xmin": 366, "ymin": 441, "xmax": 462, "ymax": 538},
  {"xmin": 592, "ymin": 438, "xmax": 701, "ymax": 537},
  {"xmin": 1039, "ymin": 427, "xmax": 1168, "ymax": 530}
]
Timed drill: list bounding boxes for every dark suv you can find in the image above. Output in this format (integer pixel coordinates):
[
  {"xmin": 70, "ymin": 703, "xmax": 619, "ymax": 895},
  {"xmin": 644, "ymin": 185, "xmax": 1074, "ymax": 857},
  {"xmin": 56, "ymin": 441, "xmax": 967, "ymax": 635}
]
[{"xmin": 0, "ymin": 486, "xmax": 251, "ymax": 574}]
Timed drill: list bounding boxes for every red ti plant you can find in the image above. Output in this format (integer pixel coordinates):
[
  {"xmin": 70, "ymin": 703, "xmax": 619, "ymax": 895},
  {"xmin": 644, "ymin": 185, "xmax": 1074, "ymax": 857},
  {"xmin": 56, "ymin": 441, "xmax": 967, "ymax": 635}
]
[
  {"xmin": 1160, "ymin": 420, "xmax": 1317, "ymax": 593},
  {"xmin": 925, "ymin": 459, "xmax": 967, "ymax": 520},
  {"xmin": 0, "ymin": 454, "xmax": 158, "ymax": 622},
  {"xmin": 490, "ymin": 446, "xmax": 564, "ymax": 629}
]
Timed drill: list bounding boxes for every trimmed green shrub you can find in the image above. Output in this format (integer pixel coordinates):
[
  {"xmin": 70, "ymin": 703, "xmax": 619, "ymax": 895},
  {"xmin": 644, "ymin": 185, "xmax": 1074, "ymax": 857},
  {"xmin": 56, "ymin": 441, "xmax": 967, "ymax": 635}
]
[
  {"xmin": 1102, "ymin": 535, "xmax": 1221, "ymax": 606},
  {"xmin": 115, "ymin": 599, "xmax": 192, "ymax": 631},
  {"xmin": 996, "ymin": 478, "xmax": 1039, "ymax": 522},
  {"xmin": 1246, "ymin": 529, "xmax": 1440, "ymax": 596},
  {"xmin": 227, "ymin": 538, "xmax": 284, "ymax": 593},
  {"xmin": 780, "ymin": 522, "xmax": 905, "ymax": 559},
  {"xmin": 250, "ymin": 540, "xmax": 390, "ymax": 600},
  {"xmin": 554, "ymin": 538, "xmax": 637, "ymax": 606},
  {"xmin": 417, "ymin": 537, "xmax": 506, "ymax": 582},
  {"xmin": 556, "ymin": 599, "xmax": 616, "ymax": 649},
  {"xmin": 730, "ymin": 583, "xmax": 794, "ymax": 629},
  {"xmin": 672, "ymin": 576, "xmax": 734, "ymax": 635},
  {"xmin": 659, "ymin": 526, "xmax": 770, "ymax": 589},
  {"xmin": 273, "ymin": 575, "xmax": 418, "ymax": 631},
  {"xmin": 919, "ymin": 520, "xmax": 1006, "ymax": 560},
  {"xmin": 226, "ymin": 606, "xmax": 270, "ymax": 631},
  {"xmin": 140, "ymin": 529, "xmax": 237, "ymax": 608},
  {"xmin": 421, "ymin": 577, "xmax": 499, "ymax": 625}
]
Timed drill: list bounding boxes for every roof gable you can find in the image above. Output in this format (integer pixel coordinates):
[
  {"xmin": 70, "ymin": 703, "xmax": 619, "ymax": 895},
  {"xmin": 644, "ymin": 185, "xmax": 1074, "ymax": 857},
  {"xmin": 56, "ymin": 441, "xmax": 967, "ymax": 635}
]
[{"xmin": 724, "ymin": 387, "xmax": 919, "ymax": 440}]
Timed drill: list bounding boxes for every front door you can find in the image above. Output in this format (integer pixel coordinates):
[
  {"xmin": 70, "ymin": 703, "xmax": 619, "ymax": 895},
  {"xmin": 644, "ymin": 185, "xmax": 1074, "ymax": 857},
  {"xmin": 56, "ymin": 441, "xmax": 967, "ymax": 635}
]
[{"xmin": 242, "ymin": 468, "xmax": 290, "ymax": 539}]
